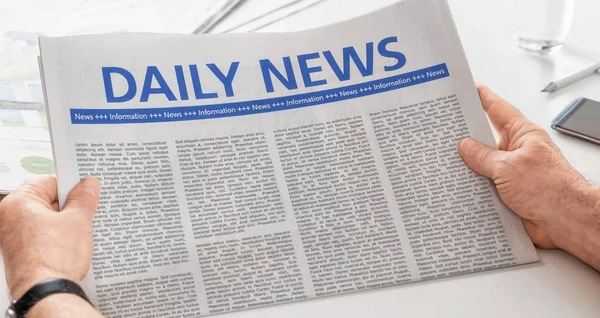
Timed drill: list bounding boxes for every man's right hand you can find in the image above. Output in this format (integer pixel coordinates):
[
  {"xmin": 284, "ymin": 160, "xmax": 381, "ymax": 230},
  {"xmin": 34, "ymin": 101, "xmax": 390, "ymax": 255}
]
[{"xmin": 458, "ymin": 85, "xmax": 600, "ymax": 271}]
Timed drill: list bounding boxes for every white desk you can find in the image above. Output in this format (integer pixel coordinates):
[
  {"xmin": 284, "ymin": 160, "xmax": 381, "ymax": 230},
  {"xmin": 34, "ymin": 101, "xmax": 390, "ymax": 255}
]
[{"xmin": 220, "ymin": 0, "xmax": 600, "ymax": 317}]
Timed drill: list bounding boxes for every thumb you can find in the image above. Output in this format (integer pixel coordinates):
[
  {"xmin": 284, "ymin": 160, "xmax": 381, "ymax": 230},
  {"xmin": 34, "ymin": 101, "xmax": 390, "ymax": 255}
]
[
  {"xmin": 458, "ymin": 138, "xmax": 503, "ymax": 178},
  {"xmin": 63, "ymin": 177, "xmax": 100, "ymax": 219}
]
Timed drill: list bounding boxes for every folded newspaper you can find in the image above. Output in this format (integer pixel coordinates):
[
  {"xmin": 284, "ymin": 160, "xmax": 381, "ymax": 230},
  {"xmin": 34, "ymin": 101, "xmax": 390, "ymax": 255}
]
[
  {"xmin": 38, "ymin": 0, "xmax": 538, "ymax": 316},
  {"xmin": 0, "ymin": 89, "xmax": 54, "ymax": 194}
]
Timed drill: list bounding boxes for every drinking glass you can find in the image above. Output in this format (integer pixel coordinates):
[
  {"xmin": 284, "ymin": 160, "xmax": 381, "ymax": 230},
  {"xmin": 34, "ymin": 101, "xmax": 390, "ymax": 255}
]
[{"xmin": 513, "ymin": 0, "xmax": 575, "ymax": 55}]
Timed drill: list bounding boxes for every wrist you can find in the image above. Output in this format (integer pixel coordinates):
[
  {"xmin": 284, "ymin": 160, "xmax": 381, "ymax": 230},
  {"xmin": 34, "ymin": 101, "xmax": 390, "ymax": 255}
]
[
  {"xmin": 8, "ymin": 268, "xmax": 80, "ymax": 301},
  {"xmin": 549, "ymin": 182, "xmax": 600, "ymax": 251}
]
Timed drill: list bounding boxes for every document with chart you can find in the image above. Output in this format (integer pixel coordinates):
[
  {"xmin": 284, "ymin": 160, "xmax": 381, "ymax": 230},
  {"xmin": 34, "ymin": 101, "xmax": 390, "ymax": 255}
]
[{"xmin": 38, "ymin": 0, "xmax": 538, "ymax": 316}]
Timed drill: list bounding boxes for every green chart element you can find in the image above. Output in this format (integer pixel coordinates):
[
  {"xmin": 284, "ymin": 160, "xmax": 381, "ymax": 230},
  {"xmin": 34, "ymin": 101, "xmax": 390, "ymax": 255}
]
[{"xmin": 20, "ymin": 156, "xmax": 55, "ymax": 174}]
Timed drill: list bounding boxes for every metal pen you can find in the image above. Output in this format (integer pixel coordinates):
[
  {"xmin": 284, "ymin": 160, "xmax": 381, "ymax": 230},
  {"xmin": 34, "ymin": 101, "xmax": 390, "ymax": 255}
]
[{"xmin": 542, "ymin": 61, "xmax": 600, "ymax": 93}]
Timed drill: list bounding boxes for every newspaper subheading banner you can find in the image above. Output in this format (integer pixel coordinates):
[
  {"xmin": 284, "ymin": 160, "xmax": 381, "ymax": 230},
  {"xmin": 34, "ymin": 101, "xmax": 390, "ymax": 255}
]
[{"xmin": 70, "ymin": 63, "xmax": 448, "ymax": 124}]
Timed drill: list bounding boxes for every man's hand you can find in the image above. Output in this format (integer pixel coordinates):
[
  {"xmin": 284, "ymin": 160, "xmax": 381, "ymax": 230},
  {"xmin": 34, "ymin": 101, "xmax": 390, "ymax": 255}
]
[
  {"xmin": 458, "ymin": 85, "xmax": 600, "ymax": 270},
  {"xmin": 0, "ymin": 176, "xmax": 99, "ymax": 300}
]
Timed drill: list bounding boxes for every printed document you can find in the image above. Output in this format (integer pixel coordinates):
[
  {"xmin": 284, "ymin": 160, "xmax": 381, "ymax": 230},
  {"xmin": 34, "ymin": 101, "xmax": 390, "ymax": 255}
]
[
  {"xmin": 0, "ymin": 84, "xmax": 54, "ymax": 194},
  {"xmin": 38, "ymin": 0, "xmax": 538, "ymax": 316}
]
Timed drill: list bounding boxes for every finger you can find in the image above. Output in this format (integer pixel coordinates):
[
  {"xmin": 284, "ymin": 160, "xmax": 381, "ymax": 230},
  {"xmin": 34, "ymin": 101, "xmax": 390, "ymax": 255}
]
[
  {"xmin": 477, "ymin": 85, "xmax": 528, "ymax": 134},
  {"xmin": 458, "ymin": 138, "xmax": 503, "ymax": 178},
  {"xmin": 19, "ymin": 175, "xmax": 58, "ymax": 204},
  {"xmin": 62, "ymin": 177, "xmax": 100, "ymax": 220}
]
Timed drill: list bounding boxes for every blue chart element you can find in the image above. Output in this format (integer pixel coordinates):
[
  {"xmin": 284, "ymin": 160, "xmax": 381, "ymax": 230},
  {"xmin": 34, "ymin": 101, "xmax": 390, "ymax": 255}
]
[{"xmin": 71, "ymin": 63, "xmax": 449, "ymax": 125}]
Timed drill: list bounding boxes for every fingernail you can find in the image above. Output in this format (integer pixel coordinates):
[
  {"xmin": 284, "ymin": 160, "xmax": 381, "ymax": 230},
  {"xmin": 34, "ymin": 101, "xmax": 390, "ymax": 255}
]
[
  {"xmin": 82, "ymin": 177, "xmax": 100, "ymax": 197},
  {"xmin": 459, "ymin": 138, "xmax": 477, "ymax": 156}
]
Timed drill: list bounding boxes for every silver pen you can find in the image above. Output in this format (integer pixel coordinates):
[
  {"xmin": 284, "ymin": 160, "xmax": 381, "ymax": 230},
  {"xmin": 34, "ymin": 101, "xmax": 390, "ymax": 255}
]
[{"xmin": 542, "ymin": 61, "xmax": 600, "ymax": 92}]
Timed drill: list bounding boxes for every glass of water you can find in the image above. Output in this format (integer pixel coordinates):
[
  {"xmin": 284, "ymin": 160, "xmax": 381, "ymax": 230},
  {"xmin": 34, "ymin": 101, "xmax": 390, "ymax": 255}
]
[{"xmin": 513, "ymin": 0, "xmax": 575, "ymax": 55}]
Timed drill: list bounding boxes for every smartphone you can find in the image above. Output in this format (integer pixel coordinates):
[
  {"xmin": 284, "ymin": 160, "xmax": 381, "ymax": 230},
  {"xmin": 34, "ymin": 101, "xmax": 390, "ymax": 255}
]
[{"xmin": 551, "ymin": 97, "xmax": 600, "ymax": 145}]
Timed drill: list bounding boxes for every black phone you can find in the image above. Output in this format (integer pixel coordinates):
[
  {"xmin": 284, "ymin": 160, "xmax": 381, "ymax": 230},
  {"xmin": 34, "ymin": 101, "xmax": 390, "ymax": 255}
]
[{"xmin": 551, "ymin": 97, "xmax": 600, "ymax": 145}]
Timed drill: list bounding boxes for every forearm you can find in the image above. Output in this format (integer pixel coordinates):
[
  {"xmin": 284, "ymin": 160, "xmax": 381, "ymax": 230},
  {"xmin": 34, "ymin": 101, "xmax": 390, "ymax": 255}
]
[
  {"xmin": 27, "ymin": 294, "xmax": 103, "ymax": 318},
  {"xmin": 550, "ymin": 183, "xmax": 600, "ymax": 271}
]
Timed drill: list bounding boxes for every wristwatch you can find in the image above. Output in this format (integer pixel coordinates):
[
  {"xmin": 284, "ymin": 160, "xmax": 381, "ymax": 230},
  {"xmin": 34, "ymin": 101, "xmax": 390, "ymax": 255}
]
[{"xmin": 6, "ymin": 278, "xmax": 92, "ymax": 318}]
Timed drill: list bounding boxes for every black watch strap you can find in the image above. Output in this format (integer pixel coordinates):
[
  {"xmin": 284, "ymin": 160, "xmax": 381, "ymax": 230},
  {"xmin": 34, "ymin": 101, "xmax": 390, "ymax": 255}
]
[{"xmin": 6, "ymin": 278, "xmax": 92, "ymax": 318}]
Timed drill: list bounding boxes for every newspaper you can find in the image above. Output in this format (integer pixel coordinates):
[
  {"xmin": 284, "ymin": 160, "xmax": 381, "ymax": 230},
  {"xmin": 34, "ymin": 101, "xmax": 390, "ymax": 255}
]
[
  {"xmin": 38, "ymin": 0, "xmax": 538, "ymax": 316},
  {"xmin": 0, "ymin": 85, "xmax": 54, "ymax": 194}
]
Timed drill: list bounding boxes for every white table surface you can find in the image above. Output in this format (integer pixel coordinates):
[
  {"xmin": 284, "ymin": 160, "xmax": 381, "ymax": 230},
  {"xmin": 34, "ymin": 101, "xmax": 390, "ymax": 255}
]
[{"xmin": 219, "ymin": 0, "xmax": 600, "ymax": 317}]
